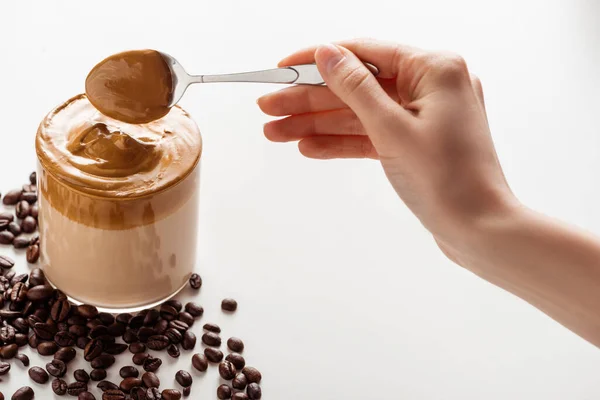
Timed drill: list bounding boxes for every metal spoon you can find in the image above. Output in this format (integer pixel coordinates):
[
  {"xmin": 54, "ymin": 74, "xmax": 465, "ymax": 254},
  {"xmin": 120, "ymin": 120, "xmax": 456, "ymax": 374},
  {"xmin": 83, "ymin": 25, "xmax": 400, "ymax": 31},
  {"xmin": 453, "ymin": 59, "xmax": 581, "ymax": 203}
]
[{"xmin": 159, "ymin": 52, "xmax": 379, "ymax": 108}]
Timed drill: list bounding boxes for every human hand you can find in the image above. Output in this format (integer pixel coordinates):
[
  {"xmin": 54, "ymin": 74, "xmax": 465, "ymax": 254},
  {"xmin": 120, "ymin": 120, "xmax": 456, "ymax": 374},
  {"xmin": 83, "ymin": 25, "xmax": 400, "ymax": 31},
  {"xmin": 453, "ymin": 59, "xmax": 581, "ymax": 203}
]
[{"xmin": 258, "ymin": 39, "xmax": 520, "ymax": 254}]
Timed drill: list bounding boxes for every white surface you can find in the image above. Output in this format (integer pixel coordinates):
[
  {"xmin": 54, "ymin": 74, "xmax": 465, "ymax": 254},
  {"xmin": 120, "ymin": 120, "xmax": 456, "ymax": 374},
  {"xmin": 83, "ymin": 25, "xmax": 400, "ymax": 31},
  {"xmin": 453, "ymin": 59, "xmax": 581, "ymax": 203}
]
[{"xmin": 1, "ymin": 0, "xmax": 600, "ymax": 399}]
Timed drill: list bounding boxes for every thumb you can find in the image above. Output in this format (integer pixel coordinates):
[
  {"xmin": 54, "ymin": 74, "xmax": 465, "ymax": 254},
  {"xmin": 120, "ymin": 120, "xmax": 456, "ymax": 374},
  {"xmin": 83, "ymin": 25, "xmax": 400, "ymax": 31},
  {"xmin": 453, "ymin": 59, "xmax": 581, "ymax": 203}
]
[{"xmin": 314, "ymin": 44, "xmax": 398, "ymax": 126}]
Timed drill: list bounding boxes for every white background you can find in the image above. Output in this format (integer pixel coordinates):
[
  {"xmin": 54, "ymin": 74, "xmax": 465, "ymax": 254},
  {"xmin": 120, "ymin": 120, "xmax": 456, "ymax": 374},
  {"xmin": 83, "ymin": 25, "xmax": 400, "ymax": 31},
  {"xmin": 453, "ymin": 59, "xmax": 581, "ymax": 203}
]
[{"xmin": 1, "ymin": 0, "xmax": 600, "ymax": 398}]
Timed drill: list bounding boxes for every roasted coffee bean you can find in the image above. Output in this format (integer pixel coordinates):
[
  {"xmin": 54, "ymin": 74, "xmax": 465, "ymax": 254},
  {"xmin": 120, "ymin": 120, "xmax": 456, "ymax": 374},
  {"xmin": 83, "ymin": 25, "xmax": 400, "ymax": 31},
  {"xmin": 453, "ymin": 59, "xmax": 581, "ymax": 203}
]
[
  {"xmin": 11, "ymin": 272, "xmax": 28, "ymax": 284},
  {"xmin": 87, "ymin": 319, "xmax": 103, "ymax": 330},
  {"xmin": 0, "ymin": 231, "xmax": 14, "ymax": 244},
  {"xmin": 90, "ymin": 325, "xmax": 109, "ymax": 339},
  {"xmin": 15, "ymin": 333, "xmax": 28, "ymax": 347},
  {"xmin": 37, "ymin": 341, "xmax": 58, "ymax": 356},
  {"xmin": 57, "ymin": 322, "xmax": 68, "ymax": 332},
  {"xmin": 162, "ymin": 389, "xmax": 182, "ymax": 400},
  {"xmin": 203, "ymin": 323, "xmax": 221, "ymax": 333},
  {"xmin": 34, "ymin": 322, "xmax": 57, "ymax": 340},
  {"xmin": 96, "ymin": 312, "xmax": 114, "ymax": 326},
  {"xmin": 29, "ymin": 235, "xmax": 39, "ymax": 246},
  {"xmin": 158, "ymin": 304, "xmax": 177, "ymax": 321},
  {"xmin": 184, "ymin": 302, "xmax": 203, "ymax": 317},
  {"xmin": 164, "ymin": 299, "xmax": 182, "ymax": 312},
  {"xmin": 132, "ymin": 353, "xmax": 149, "ymax": 366},
  {"xmin": 129, "ymin": 342, "xmax": 146, "ymax": 354},
  {"xmin": 70, "ymin": 324, "xmax": 89, "ymax": 338},
  {"xmin": 54, "ymin": 331, "xmax": 76, "ymax": 347},
  {"xmin": 177, "ymin": 312, "xmax": 194, "ymax": 327},
  {"xmin": 242, "ymin": 367, "xmax": 262, "ymax": 384},
  {"xmin": 128, "ymin": 315, "xmax": 145, "ymax": 329},
  {"xmin": 143, "ymin": 356, "xmax": 162, "ymax": 372},
  {"xmin": 175, "ymin": 370, "xmax": 193, "ymax": 387},
  {"xmin": 167, "ymin": 343, "xmax": 180, "ymax": 358},
  {"xmin": 25, "ymin": 245, "xmax": 39, "ymax": 263},
  {"xmin": 153, "ymin": 319, "xmax": 168, "ymax": 335},
  {"xmin": 2, "ymin": 189, "xmax": 22, "ymax": 205},
  {"xmin": 165, "ymin": 328, "xmax": 182, "ymax": 344},
  {"xmin": 68, "ymin": 314, "xmax": 87, "ymax": 325},
  {"xmin": 8, "ymin": 221, "xmax": 21, "ymax": 236},
  {"xmin": 78, "ymin": 392, "xmax": 96, "ymax": 400},
  {"xmin": 28, "ymin": 268, "xmax": 45, "ymax": 286},
  {"xmin": 217, "ymin": 384, "xmax": 232, "ymax": 399},
  {"xmin": 146, "ymin": 335, "xmax": 169, "ymax": 350},
  {"xmin": 225, "ymin": 353, "xmax": 244, "ymax": 369},
  {"xmin": 143, "ymin": 309, "xmax": 160, "ymax": 326},
  {"xmin": 20, "ymin": 192, "xmax": 37, "ymax": 204},
  {"xmin": 191, "ymin": 353, "xmax": 208, "ymax": 372},
  {"xmin": 54, "ymin": 346, "xmax": 77, "ymax": 363},
  {"xmin": 77, "ymin": 336, "xmax": 91, "ymax": 349},
  {"xmin": 76, "ymin": 304, "xmax": 98, "ymax": 319},
  {"xmin": 168, "ymin": 320, "xmax": 189, "ymax": 332},
  {"xmin": 0, "ymin": 255, "xmax": 14, "ymax": 269},
  {"xmin": 91, "ymin": 354, "xmax": 115, "ymax": 369},
  {"xmin": 46, "ymin": 359, "xmax": 67, "ymax": 377},
  {"xmin": 102, "ymin": 389, "xmax": 126, "ymax": 400},
  {"xmin": 0, "ymin": 344, "xmax": 17, "ymax": 359},
  {"xmin": 232, "ymin": 373, "xmax": 248, "ymax": 390},
  {"xmin": 107, "ymin": 322, "xmax": 126, "ymax": 337},
  {"xmin": 26, "ymin": 285, "xmax": 53, "ymax": 301},
  {"xmin": 0, "ymin": 218, "xmax": 8, "ymax": 231},
  {"xmin": 181, "ymin": 331, "xmax": 196, "ymax": 350},
  {"xmin": 24, "ymin": 315, "xmax": 40, "ymax": 330},
  {"xmin": 141, "ymin": 371, "xmax": 160, "ymax": 388},
  {"xmin": 28, "ymin": 334, "xmax": 40, "ymax": 348},
  {"xmin": 189, "ymin": 273, "xmax": 202, "ymax": 289},
  {"xmin": 13, "ymin": 318, "xmax": 29, "ymax": 333},
  {"xmin": 183, "ymin": 386, "xmax": 191, "ymax": 397},
  {"xmin": 137, "ymin": 327, "xmax": 155, "ymax": 343},
  {"xmin": 0, "ymin": 325, "xmax": 16, "ymax": 342},
  {"xmin": 15, "ymin": 201, "xmax": 30, "ymax": 219},
  {"xmin": 52, "ymin": 378, "xmax": 68, "ymax": 395},
  {"xmin": 115, "ymin": 313, "xmax": 131, "ymax": 324},
  {"xmin": 202, "ymin": 332, "xmax": 221, "ymax": 347},
  {"xmin": 33, "ymin": 309, "xmax": 48, "ymax": 321},
  {"xmin": 50, "ymin": 298, "xmax": 70, "ymax": 322},
  {"xmin": 0, "ymin": 211, "xmax": 14, "ymax": 222},
  {"xmin": 221, "ymin": 298, "xmax": 238, "ymax": 312},
  {"xmin": 219, "ymin": 361, "xmax": 237, "ymax": 380},
  {"xmin": 11, "ymin": 386, "xmax": 34, "ymax": 400},
  {"xmin": 67, "ymin": 381, "xmax": 88, "ymax": 396},
  {"xmin": 74, "ymin": 369, "xmax": 91, "ymax": 382},
  {"xmin": 90, "ymin": 368, "xmax": 106, "ymax": 381},
  {"xmin": 120, "ymin": 377, "xmax": 142, "ymax": 392},
  {"xmin": 122, "ymin": 329, "xmax": 139, "ymax": 344},
  {"xmin": 0, "ymin": 361, "xmax": 10, "ymax": 375},
  {"xmin": 29, "ymin": 366, "xmax": 49, "ymax": 383},
  {"xmin": 10, "ymin": 282, "xmax": 27, "ymax": 303},
  {"xmin": 232, "ymin": 393, "xmax": 249, "ymax": 400},
  {"xmin": 97, "ymin": 381, "xmax": 119, "ymax": 392},
  {"xmin": 15, "ymin": 353, "xmax": 30, "ymax": 367},
  {"xmin": 105, "ymin": 343, "xmax": 128, "ymax": 355},
  {"xmin": 119, "ymin": 366, "xmax": 139, "ymax": 379},
  {"xmin": 84, "ymin": 339, "xmax": 104, "ymax": 361},
  {"xmin": 145, "ymin": 388, "xmax": 161, "ymax": 400},
  {"xmin": 227, "ymin": 337, "xmax": 244, "ymax": 353},
  {"xmin": 130, "ymin": 387, "xmax": 146, "ymax": 400},
  {"xmin": 204, "ymin": 347, "xmax": 223, "ymax": 363},
  {"xmin": 20, "ymin": 216, "xmax": 36, "ymax": 234}
]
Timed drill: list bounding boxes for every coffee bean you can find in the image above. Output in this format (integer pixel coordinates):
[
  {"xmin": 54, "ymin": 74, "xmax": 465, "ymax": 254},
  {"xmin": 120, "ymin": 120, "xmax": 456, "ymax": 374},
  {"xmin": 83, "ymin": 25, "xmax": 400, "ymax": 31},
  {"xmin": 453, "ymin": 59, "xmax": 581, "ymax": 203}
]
[
  {"xmin": 29, "ymin": 235, "xmax": 39, "ymax": 246},
  {"xmin": 132, "ymin": 353, "xmax": 149, "ymax": 366},
  {"xmin": 120, "ymin": 377, "xmax": 142, "ymax": 392},
  {"xmin": 145, "ymin": 388, "xmax": 161, "ymax": 400},
  {"xmin": 165, "ymin": 299, "xmax": 183, "ymax": 312},
  {"xmin": 217, "ymin": 384, "xmax": 232, "ymax": 399},
  {"xmin": 242, "ymin": 367, "xmax": 262, "ymax": 384},
  {"xmin": 119, "ymin": 366, "xmax": 139, "ymax": 379},
  {"xmin": 54, "ymin": 346, "xmax": 77, "ymax": 363},
  {"xmin": 178, "ymin": 312, "xmax": 194, "ymax": 327},
  {"xmin": 97, "ymin": 381, "xmax": 119, "ymax": 392},
  {"xmin": 27, "ymin": 268, "xmax": 44, "ymax": 286},
  {"xmin": 225, "ymin": 353, "xmax": 246, "ymax": 370},
  {"xmin": 34, "ymin": 322, "xmax": 57, "ymax": 340},
  {"xmin": 162, "ymin": 389, "xmax": 182, "ymax": 400},
  {"xmin": 0, "ymin": 362, "xmax": 10, "ymax": 377},
  {"xmin": 8, "ymin": 222, "xmax": 21, "ymax": 236},
  {"xmin": 128, "ymin": 315, "xmax": 145, "ymax": 329},
  {"xmin": 0, "ymin": 219, "xmax": 8, "ymax": 231},
  {"xmin": 11, "ymin": 386, "xmax": 34, "ymax": 400},
  {"xmin": 54, "ymin": 331, "xmax": 76, "ymax": 347},
  {"xmin": 153, "ymin": 319, "xmax": 168, "ymax": 334},
  {"xmin": 146, "ymin": 335, "xmax": 169, "ymax": 350},
  {"xmin": 26, "ymin": 285, "xmax": 52, "ymax": 301},
  {"xmin": 107, "ymin": 322, "xmax": 126, "ymax": 337},
  {"xmin": 0, "ymin": 211, "xmax": 14, "ymax": 222},
  {"xmin": 92, "ymin": 313, "xmax": 112, "ymax": 326},
  {"xmin": 77, "ymin": 336, "xmax": 91, "ymax": 349},
  {"xmin": 20, "ymin": 192, "xmax": 37, "ymax": 204},
  {"xmin": 183, "ymin": 386, "xmax": 191, "ymax": 397},
  {"xmin": 167, "ymin": 343, "xmax": 180, "ymax": 358},
  {"xmin": 159, "ymin": 304, "xmax": 178, "ymax": 321},
  {"xmin": 92, "ymin": 354, "xmax": 115, "ymax": 369},
  {"xmin": 102, "ymin": 389, "xmax": 126, "ymax": 400},
  {"xmin": 184, "ymin": 302, "xmax": 203, "ymax": 317},
  {"xmin": 15, "ymin": 201, "xmax": 30, "ymax": 219},
  {"xmin": 51, "ymin": 298, "xmax": 70, "ymax": 322},
  {"xmin": 10, "ymin": 282, "xmax": 27, "ymax": 302},
  {"xmin": 232, "ymin": 393, "xmax": 249, "ymax": 400},
  {"xmin": 76, "ymin": 304, "xmax": 98, "ymax": 319},
  {"xmin": 137, "ymin": 326, "xmax": 155, "ymax": 343},
  {"xmin": 204, "ymin": 347, "xmax": 223, "ymax": 363},
  {"xmin": 0, "ymin": 325, "xmax": 16, "ymax": 342},
  {"xmin": 29, "ymin": 366, "xmax": 49, "ymax": 383},
  {"xmin": 28, "ymin": 334, "xmax": 40, "ymax": 348},
  {"xmin": 168, "ymin": 320, "xmax": 189, "ymax": 332},
  {"xmin": 13, "ymin": 318, "xmax": 29, "ymax": 334},
  {"xmin": 88, "ymin": 368, "xmax": 106, "ymax": 381},
  {"xmin": 181, "ymin": 331, "xmax": 196, "ymax": 350},
  {"xmin": 143, "ymin": 356, "xmax": 162, "ymax": 372},
  {"xmin": 246, "ymin": 383, "xmax": 262, "ymax": 399},
  {"xmin": 0, "ymin": 344, "xmax": 16, "ymax": 359},
  {"xmin": 70, "ymin": 324, "xmax": 89, "ymax": 338},
  {"xmin": 203, "ymin": 323, "xmax": 221, "ymax": 333},
  {"xmin": 129, "ymin": 342, "xmax": 145, "ymax": 354},
  {"xmin": 20, "ymin": 216, "xmax": 36, "ymax": 234},
  {"xmin": 219, "ymin": 361, "xmax": 237, "ymax": 380},
  {"xmin": 15, "ymin": 353, "xmax": 30, "ymax": 367},
  {"xmin": 78, "ymin": 392, "xmax": 96, "ymax": 400},
  {"xmin": 46, "ymin": 358, "xmax": 67, "ymax": 377},
  {"xmin": 221, "ymin": 298, "xmax": 238, "ymax": 312},
  {"xmin": 3, "ymin": 189, "xmax": 22, "ymax": 205},
  {"xmin": 105, "ymin": 343, "xmax": 128, "ymax": 355},
  {"xmin": 67, "ymin": 381, "xmax": 88, "ymax": 396},
  {"xmin": 227, "ymin": 337, "xmax": 244, "ymax": 352},
  {"xmin": 0, "ymin": 231, "xmax": 14, "ymax": 244},
  {"xmin": 15, "ymin": 333, "xmax": 28, "ymax": 347},
  {"xmin": 115, "ymin": 313, "xmax": 131, "ymax": 324},
  {"xmin": 232, "ymin": 372, "xmax": 248, "ymax": 390},
  {"xmin": 189, "ymin": 273, "xmax": 202, "ymax": 289},
  {"xmin": 143, "ymin": 309, "xmax": 160, "ymax": 326},
  {"xmin": 0, "ymin": 255, "xmax": 14, "ymax": 269},
  {"xmin": 165, "ymin": 328, "xmax": 182, "ymax": 344},
  {"xmin": 140, "ymin": 370, "xmax": 160, "ymax": 387},
  {"xmin": 84, "ymin": 339, "xmax": 104, "ymax": 361},
  {"xmin": 191, "ymin": 353, "xmax": 208, "ymax": 372},
  {"xmin": 202, "ymin": 332, "xmax": 221, "ymax": 347},
  {"xmin": 123, "ymin": 329, "xmax": 139, "ymax": 344},
  {"xmin": 52, "ymin": 378, "xmax": 68, "ymax": 395},
  {"xmin": 175, "ymin": 370, "xmax": 193, "ymax": 387},
  {"xmin": 74, "ymin": 369, "xmax": 90, "ymax": 382},
  {"xmin": 37, "ymin": 341, "xmax": 58, "ymax": 356},
  {"xmin": 57, "ymin": 322, "xmax": 69, "ymax": 333},
  {"xmin": 87, "ymin": 319, "xmax": 103, "ymax": 330}
]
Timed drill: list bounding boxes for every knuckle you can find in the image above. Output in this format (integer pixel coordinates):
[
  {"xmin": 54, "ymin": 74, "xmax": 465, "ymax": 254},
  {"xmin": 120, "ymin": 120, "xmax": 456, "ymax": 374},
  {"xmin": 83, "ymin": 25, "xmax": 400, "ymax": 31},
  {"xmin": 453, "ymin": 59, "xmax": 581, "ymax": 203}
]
[{"xmin": 430, "ymin": 52, "xmax": 470, "ymax": 85}]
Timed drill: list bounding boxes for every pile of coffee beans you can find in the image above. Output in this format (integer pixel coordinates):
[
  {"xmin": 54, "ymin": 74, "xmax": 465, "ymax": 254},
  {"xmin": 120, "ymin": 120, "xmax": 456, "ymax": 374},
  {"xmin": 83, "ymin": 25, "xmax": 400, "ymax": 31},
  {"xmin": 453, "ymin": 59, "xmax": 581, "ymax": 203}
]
[{"xmin": 0, "ymin": 173, "xmax": 263, "ymax": 399}]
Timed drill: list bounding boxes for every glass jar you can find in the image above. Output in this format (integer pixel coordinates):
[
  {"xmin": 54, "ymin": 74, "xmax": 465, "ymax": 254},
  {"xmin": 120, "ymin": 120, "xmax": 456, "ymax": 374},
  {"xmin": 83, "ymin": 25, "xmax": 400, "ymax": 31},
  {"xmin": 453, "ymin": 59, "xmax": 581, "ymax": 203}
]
[{"xmin": 35, "ymin": 94, "xmax": 202, "ymax": 311}]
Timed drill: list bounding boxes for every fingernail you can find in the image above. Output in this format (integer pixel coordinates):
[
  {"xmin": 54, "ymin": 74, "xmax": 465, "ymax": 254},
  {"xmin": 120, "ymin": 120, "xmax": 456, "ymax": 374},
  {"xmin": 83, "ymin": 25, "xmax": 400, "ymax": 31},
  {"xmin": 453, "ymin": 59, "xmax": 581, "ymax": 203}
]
[{"xmin": 317, "ymin": 44, "xmax": 345, "ymax": 73}]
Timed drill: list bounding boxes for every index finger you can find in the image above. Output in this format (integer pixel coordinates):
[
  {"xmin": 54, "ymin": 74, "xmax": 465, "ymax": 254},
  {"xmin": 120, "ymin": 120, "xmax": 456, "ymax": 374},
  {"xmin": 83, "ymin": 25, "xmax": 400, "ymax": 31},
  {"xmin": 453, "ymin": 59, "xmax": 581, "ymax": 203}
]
[{"xmin": 277, "ymin": 38, "xmax": 422, "ymax": 80}]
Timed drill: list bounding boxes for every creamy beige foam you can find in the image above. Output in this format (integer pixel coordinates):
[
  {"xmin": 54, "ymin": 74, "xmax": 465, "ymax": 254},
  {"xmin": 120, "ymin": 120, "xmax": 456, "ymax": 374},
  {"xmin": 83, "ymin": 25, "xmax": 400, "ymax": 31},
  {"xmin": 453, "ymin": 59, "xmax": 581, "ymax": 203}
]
[{"xmin": 36, "ymin": 95, "xmax": 202, "ymax": 309}]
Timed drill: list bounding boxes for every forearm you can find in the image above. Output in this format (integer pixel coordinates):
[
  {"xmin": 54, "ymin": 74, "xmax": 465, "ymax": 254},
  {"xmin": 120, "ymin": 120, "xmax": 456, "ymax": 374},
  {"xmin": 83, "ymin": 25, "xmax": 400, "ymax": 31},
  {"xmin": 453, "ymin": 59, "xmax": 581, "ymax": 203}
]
[{"xmin": 455, "ymin": 206, "xmax": 600, "ymax": 347}]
